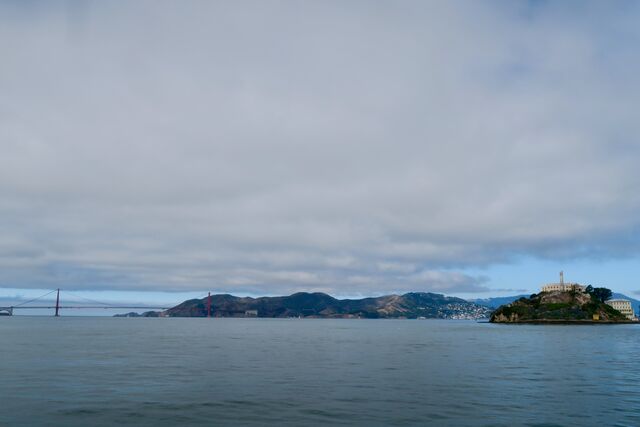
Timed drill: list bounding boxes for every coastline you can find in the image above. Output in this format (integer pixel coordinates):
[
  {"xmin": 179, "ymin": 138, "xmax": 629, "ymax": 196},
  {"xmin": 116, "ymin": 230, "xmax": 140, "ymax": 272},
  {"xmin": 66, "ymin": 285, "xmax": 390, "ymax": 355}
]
[{"xmin": 492, "ymin": 319, "xmax": 639, "ymax": 325}]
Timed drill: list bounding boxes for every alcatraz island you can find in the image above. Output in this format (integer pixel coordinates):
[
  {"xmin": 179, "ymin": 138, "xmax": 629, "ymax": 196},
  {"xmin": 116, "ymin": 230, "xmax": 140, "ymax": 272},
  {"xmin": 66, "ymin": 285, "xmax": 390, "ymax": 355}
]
[{"xmin": 490, "ymin": 272, "xmax": 638, "ymax": 324}]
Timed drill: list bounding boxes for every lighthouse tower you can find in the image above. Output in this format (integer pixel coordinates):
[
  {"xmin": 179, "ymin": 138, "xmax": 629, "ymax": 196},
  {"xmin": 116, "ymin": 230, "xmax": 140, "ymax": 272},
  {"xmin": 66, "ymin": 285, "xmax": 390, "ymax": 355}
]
[{"xmin": 541, "ymin": 271, "xmax": 586, "ymax": 293}]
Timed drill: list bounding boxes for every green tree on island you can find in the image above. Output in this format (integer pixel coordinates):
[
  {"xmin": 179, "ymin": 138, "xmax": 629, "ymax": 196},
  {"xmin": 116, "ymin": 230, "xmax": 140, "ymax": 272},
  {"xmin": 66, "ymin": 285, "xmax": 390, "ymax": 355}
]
[{"xmin": 585, "ymin": 285, "xmax": 613, "ymax": 303}]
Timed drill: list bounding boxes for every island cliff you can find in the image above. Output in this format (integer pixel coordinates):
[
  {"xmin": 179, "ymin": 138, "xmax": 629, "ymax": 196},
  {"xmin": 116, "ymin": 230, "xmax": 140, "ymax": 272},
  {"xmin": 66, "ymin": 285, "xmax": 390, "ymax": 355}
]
[{"xmin": 490, "ymin": 290, "xmax": 629, "ymax": 323}]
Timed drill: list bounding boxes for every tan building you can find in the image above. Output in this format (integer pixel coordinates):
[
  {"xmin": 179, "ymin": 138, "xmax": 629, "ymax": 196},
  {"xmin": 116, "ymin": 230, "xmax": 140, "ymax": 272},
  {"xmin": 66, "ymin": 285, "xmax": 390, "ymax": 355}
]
[
  {"xmin": 606, "ymin": 299, "xmax": 635, "ymax": 320},
  {"xmin": 541, "ymin": 271, "xmax": 586, "ymax": 293}
]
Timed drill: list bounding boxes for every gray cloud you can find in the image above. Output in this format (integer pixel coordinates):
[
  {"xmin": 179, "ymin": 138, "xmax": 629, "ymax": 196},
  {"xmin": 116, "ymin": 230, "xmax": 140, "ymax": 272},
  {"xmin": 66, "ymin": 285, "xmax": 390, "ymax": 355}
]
[{"xmin": 1, "ymin": 1, "xmax": 640, "ymax": 295}]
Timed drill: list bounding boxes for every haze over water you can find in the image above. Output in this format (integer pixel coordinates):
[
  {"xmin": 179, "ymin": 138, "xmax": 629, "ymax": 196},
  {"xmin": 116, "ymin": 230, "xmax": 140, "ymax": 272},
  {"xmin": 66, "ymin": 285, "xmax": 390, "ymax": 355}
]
[{"xmin": 2, "ymin": 318, "xmax": 639, "ymax": 426}]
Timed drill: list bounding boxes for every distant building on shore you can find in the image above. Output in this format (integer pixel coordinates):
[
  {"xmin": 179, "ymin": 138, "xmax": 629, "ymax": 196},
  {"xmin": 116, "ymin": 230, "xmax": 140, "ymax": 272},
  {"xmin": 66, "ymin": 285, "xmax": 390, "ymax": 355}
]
[
  {"xmin": 606, "ymin": 299, "xmax": 635, "ymax": 320},
  {"xmin": 541, "ymin": 271, "xmax": 586, "ymax": 293}
]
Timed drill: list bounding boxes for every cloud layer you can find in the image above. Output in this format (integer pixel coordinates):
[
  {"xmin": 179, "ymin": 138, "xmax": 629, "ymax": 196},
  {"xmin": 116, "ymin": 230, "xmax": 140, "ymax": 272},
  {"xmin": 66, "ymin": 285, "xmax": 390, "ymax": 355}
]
[{"xmin": 1, "ymin": 1, "xmax": 640, "ymax": 295}]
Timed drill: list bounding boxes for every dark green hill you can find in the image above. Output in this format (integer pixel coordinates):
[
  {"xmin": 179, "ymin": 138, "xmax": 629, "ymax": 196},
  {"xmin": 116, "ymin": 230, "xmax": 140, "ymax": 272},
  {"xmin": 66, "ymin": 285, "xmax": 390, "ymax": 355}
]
[
  {"xmin": 140, "ymin": 291, "xmax": 491, "ymax": 319},
  {"xmin": 490, "ymin": 290, "xmax": 629, "ymax": 323}
]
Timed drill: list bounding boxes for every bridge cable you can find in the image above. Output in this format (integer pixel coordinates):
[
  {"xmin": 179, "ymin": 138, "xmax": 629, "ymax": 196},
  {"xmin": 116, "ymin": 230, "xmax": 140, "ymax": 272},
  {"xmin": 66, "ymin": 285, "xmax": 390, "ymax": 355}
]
[
  {"xmin": 13, "ymin": 289, "xmax": 58, "ymax": 307},
  {"xmin": 62, "ymin": 291, "xmax": 114, "ymax": 307},
  {"xmin": 62, "ymin": 290, "xmax": 168, "ymax": 309}
]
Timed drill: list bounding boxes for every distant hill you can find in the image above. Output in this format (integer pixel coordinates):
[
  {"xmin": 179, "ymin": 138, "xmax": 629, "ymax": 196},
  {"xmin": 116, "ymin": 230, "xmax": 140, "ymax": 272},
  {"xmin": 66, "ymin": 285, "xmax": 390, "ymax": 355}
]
[
  {"xmin": 470, "ymin": 295, "xmax": 530, "ymax": 309},
  {"xmin": 114, "ymin": 311, "xmax": 160, "ymax": 318},
  {"xmin": 122, "ymin": 292, "xmax": 492, "ymax": 319},
  {"xmin": 472, "ymin": 292, "xmax": 640, "ymax": 311}
]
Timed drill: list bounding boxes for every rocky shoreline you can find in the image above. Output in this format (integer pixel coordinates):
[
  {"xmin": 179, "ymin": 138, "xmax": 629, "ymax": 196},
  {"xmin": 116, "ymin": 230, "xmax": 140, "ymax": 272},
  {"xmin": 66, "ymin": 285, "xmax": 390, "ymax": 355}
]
[{"xmin": 492, "ymin": 319, "xmax": 637, "ymax": 325}]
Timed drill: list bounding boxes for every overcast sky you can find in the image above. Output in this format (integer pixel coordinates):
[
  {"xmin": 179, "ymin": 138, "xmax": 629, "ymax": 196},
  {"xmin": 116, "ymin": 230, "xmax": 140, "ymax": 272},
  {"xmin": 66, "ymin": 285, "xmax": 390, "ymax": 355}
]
[{"xmin": 2, "ymin": 0, "xmax": 640, "ymax": 301}]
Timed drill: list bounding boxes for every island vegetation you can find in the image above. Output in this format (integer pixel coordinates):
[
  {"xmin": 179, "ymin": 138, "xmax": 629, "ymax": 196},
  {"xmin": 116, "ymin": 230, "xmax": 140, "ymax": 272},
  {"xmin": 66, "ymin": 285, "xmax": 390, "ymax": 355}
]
[{"xmin": 490, "ymin": 286, "xmax": 630, "ymax": 323}]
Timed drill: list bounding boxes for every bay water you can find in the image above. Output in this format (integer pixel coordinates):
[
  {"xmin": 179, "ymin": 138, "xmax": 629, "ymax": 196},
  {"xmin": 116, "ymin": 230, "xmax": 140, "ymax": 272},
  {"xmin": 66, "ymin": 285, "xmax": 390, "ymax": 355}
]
[{"xmin": 1, "ymin": 317, "xmax": 639, "ymax": 426}]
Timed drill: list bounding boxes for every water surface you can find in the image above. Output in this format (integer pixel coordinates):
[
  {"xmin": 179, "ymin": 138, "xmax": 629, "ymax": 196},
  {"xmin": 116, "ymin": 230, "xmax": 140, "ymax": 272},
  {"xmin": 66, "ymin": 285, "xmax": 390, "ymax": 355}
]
[{"xmin": 1, "ymin": 318, "xmax": 638, "ymax": 426}]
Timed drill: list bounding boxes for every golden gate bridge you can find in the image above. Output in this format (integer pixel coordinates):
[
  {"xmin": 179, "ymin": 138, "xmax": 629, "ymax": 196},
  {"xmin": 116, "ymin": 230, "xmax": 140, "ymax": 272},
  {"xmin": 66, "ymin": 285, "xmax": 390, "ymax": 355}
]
[
  {"xmin": 0, "ymin": 289, "xmax": 215, "ymax": 317},
  {"xmin": 0, "ymin": 288, "xmax": 208, "ymax": 317}
]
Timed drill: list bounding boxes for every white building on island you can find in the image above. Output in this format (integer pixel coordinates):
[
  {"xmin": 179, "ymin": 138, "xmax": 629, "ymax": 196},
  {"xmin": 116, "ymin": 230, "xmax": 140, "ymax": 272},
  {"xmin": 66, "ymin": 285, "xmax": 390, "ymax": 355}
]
[
  {"xmin": 606, "ymin": 299, "xmax": 635, "ymax": 320},
  {"xmin": 541, "ymin": 271, "xmax": 586, "ymax": 293}
]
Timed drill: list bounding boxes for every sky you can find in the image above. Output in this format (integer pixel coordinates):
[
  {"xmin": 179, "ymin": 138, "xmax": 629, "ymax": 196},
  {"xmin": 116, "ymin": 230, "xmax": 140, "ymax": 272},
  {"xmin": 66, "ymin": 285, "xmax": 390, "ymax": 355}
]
[{"xmin": 2, "ymin": 0, "xmax": 640, "ymax": 311}]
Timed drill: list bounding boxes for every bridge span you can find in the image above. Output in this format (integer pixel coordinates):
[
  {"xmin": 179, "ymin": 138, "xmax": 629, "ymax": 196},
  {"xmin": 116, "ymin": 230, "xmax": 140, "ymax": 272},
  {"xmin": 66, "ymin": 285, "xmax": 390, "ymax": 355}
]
[{"xmin": 0, "ymin": 289, "xmax": 174, "ymax": 316}]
